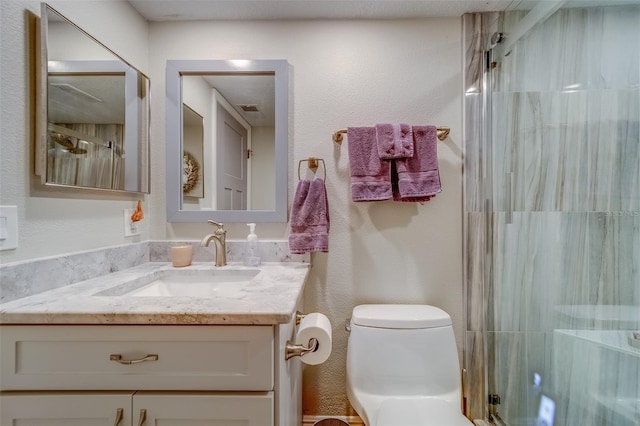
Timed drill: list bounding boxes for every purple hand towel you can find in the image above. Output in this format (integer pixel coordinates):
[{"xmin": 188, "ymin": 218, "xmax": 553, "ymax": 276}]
[
  {"xmin": 376, "ymin": 123, "xmax": 414, "ymax": 159},
  {"xmin": 392, "ymin": 125, "xmax": 442, "ymax": 202},
  {"xmin": 289, "ymin": 178, "xmax": 330, "ymax": 254},
  {"xmin": 347, "ymin": 127, "xmax": 392, "ymax": 202}
]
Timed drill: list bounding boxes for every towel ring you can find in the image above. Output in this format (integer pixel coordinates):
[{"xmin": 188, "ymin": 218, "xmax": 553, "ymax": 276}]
[{"xmin": 298, "ymin": 157, "xmax": 326, "ymax": 181}]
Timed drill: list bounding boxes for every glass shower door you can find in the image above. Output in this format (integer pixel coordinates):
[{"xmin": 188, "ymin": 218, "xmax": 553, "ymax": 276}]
[{"xmin": 484, "ymin": 3, "xmax": 639, "ymax": 426}]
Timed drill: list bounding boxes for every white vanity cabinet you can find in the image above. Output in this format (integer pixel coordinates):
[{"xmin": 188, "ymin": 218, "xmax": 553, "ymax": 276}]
[{"xmin": 0, "ymin": 321, "xmax": 301, "ymax": 426}]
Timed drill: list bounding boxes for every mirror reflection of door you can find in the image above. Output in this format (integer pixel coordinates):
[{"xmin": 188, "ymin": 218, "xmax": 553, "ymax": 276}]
[
  {"xmin": 217, "ymin": 104, "xmax": 248, "ymax": 210},
  {"xmin": 180, "ymin": 73, "xmax": 275, "ymax": 212}
]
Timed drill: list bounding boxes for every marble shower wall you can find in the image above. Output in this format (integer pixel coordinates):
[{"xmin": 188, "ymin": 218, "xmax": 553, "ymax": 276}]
[
  {"xmin": 491, "ymin": 6, "xmax": 639, "ymax": 213},
  {"xmin": 464, "ymin": 5, "xmax": 640, "ymax": 426},
  {"xmin": 491, "ymin": 90, "xmax": 639, "ymax": 212},
  {"xmin": 489, "ymin": 212, "xmax": 639, "ymax": 332},
  {"xmin": 488, "ymin": 212, "xmax": 639, "ymax": 425}
]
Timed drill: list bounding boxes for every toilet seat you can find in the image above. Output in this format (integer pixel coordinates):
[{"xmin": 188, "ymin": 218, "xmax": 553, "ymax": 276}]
[
  {"xmin": 375, "ymin": 398, "xmax": 473, "ymax": 426},
  {"xmin": 352, "ymin": 304, "xmax": 452, "ymax": 329}
]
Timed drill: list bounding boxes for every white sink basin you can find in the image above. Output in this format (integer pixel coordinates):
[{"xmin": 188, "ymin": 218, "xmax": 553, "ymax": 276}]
[
  {"xmin": 127, "ymin": 270, "xmax": 259, "ymax": 297},
  {"xmin": 99, "ymin": 269, "xmax": 261, "ymax": 298}
]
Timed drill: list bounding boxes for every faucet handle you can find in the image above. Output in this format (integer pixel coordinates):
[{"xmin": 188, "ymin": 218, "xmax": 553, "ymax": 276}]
[
  {"xmin": 207, "ymin": 220, "xmax": 224, "ymax": 229},
  {"xmin": 207, "ymin": 220, "xmax": 226, "ymax": 236}
]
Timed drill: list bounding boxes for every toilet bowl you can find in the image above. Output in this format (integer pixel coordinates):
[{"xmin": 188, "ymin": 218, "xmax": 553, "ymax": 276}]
[{"xmin": 346, "ymin": 304, "xmax": 472, "ymax": 426}]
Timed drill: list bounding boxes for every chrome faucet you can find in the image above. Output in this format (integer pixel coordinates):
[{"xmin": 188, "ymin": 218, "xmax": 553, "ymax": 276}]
[{"xmin": 200, "ymin": 220, "xmax": 227, "ymax": 266}]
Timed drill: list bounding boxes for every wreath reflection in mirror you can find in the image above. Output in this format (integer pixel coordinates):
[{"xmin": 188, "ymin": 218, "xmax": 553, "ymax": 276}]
[{"xmin": 182, "ymin": 151, "xmax": 200, "ymax": 195}]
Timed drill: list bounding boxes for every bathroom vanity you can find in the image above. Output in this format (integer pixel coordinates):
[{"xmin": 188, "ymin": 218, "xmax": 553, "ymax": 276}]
[{"xmin": 0, "ymin": 262, "xmax": 309, "ymax": 426}]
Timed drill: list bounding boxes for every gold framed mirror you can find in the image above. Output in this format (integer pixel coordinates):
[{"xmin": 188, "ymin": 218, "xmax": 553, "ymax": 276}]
[{"xmin": 36, "ymin": 3, "xmax": 150, "ymax": 194}]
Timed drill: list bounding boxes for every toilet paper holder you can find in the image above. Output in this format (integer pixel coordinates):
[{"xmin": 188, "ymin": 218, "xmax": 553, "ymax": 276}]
[
  {"xmin": 286, "ymin": 311, "xmax": 319, "ymax": 360},
  {"xmin": 285, "ymin": 337, "xmax": 319, "ymax": 360}
]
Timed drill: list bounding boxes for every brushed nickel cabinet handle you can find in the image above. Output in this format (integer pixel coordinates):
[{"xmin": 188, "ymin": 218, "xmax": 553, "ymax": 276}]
[
  {"xmin": 110, "ymin": 354, "xmax": 159, "ymax": 365},
  {"xmin": 113, "ymin": 408, "xmax": 124, "ymax": 426},
  {"xmin": 137, "ymin": 409, "xmax": 147, "ymax": 426}
]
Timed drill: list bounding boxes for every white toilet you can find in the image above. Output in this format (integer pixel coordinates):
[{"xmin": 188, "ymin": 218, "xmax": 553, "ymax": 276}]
[{"xmin": 346, "ymin": 304, "xmax": 473, "ymax": 426}]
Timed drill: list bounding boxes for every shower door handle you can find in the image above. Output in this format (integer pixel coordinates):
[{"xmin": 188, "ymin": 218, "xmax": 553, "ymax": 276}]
[{"xmin": 505, "ymin": 172, "xmax": 513, "ymax": 224}]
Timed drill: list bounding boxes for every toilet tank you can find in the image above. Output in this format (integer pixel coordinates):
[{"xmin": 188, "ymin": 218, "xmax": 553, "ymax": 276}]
[{"xmin": 347, "ymin": 305, "xmax": 462, "ymax": 401}]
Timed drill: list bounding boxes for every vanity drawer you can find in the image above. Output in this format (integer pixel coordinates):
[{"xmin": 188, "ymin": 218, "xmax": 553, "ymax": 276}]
[{"xmin": 0, "ymin": 325, "xmax": 274, "ymax": 391}]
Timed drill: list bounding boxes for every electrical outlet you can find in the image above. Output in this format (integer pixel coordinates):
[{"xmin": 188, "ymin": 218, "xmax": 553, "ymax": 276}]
[
  {"xmin": 0, "ymin": 206, "xmax": 18, "ymax": 251},
  {"xmin": 124, "ymin": 209, "xmax": 140, "ymax": 237}
]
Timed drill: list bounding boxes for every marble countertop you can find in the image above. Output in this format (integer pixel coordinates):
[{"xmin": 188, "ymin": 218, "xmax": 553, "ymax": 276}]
[{"xmin": 0, "ymin": 262, "xmax": 310, "ymax": 325}]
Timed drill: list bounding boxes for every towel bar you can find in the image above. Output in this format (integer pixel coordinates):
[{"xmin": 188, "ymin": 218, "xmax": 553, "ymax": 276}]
[{"xmin": 332, "ymin": 126, "xmax": 450, "ymax": 144}]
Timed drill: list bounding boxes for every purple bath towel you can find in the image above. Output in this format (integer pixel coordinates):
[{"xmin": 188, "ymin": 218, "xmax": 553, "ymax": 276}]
[
  {"xmin": 376, "ymin": 123, "xmax": 414, "ymax": 160},
  {"xmin": 392, "ymin": 125, "xmax": 442, "ymax": 202},
  {"xmin": 347, "ymin": 127, "xmax": 392, "ymax": 202},
  {"xmin": 289, "ymin": 178, "xmax": 330, "ymax": 254}
]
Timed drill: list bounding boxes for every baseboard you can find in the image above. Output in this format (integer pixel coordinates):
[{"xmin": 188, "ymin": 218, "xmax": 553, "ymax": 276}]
[
  {"xmin": 303, "ymin": 414, "xmax": 486, "ymax": 426},
  {"xmin": 302, "ymin": 415, "xmax": 365, "ymax": 426}
]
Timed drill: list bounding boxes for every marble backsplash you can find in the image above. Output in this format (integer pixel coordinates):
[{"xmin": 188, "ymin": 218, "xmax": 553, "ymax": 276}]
[
  {"xmin": 148, "ymin": 240, "xmax": 308, "ymax": 264},
  {"xmin": 0, "ymin": 240, "xmax": 308, "ymax": 304}
]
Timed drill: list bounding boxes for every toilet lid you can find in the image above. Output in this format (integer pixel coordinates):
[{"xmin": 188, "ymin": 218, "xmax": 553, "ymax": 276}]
[
  {"xmin": 352, "ymin": 304, "xmax": 451, "ymax": 329},
  {"xmin": 375, "ymin": 399, "xmax": 473, "ymax": 426}
]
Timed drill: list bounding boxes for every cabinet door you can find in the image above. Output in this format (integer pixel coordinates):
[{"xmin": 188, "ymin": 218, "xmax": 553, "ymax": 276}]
[
  {"xmin": 134, "ymin": 392, "xmax": 273, "ymax": 426},
  {"xmin": 0, "ymin": 392, "xmax": 133, "ymax": 426}
]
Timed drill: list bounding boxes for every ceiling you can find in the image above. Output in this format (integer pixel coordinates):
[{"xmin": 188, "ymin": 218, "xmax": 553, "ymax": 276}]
[
  {"xmin": 128, "ymin": 0, "xmax": 640, "ymax": 21},
  {"xmin": 199, "ymin": 74, "xmax": 275, "ymax": 127},
  {"xmin": 48, "ymin": 75, "xmax": 125, "ymax": 124},
  {"xmin": 127, "ymin": 0, "xmax": 528, "ymax": 21}
]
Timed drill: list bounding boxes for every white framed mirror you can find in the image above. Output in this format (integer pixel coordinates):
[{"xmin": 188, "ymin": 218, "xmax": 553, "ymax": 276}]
[
  {"xmin": 36, "ymin": 3, "xmax": 150, "ymax": 194},
  {"xmin": 166, "ymin": 59, "xmax": 288, "ymax": 223}
]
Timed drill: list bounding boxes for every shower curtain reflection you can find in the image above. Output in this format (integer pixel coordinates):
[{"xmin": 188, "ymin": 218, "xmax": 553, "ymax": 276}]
[{"xmin": 47, "ymin": 123, "xmax": 124, "ymax": 190}]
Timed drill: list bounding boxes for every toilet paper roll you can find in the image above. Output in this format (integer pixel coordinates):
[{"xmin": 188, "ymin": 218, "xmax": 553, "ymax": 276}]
[{"xmin": 295, "ymin": 312, "xmax": 332, "ymax": 365}]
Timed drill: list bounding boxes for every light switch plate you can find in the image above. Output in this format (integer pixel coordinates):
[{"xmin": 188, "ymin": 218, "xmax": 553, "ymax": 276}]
[{"xmin": 0, "ymin": 206, "xmax": 18, "ymax": 251}]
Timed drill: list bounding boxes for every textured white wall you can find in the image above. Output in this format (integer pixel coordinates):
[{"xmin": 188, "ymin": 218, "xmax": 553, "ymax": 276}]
[
  {"xmin": 148, "ymin": 19, "xmax": 463, "ymax": 416},
  {"xmin": 0, "ymin": 0, "xmax": 150, "ymax": 264}
]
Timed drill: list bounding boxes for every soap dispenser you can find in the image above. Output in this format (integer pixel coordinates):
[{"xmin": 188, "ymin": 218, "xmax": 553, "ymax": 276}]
[{"xmin": 245, "ymin": 223, "xmax": 261, "ymax": 266}]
